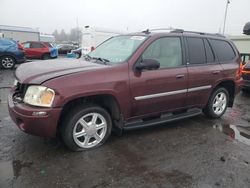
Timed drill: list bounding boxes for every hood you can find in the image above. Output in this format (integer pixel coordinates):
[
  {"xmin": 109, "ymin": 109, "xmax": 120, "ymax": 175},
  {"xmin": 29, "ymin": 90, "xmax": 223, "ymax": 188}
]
[{"xmin": 16, "ymin": 58, "xmax": 105, "ymax": 84}]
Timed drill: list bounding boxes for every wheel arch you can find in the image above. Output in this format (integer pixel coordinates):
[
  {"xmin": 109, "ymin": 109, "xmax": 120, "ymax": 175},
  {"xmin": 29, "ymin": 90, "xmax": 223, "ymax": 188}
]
[
  {"xmin": 213, "ymin": 80, "xmax": 235, "ymax": 107},
  {"xmin": 57, "ymin": 94, "xmax": 123, "ymax": 134}
]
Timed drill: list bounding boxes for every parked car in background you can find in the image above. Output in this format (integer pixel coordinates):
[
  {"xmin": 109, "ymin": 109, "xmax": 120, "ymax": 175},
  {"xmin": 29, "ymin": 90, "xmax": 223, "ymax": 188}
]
[
  {"xmin": 240, "ymin": 53, "xmax": 250, "ymax": 92},
  {"xmin": 67, "ymin": 47, "xmax": 82, "ymax": 59},
  {"xmin": 81, "ymin": 26, "xmax": 124, "ymax": 55},
  {"xmin": 0, "ymin": 38, "xmax": 26, "ymax": 69},
  {"xmin": 57, "ymin": 44, "xmax": 78, "ymax": 54},
  {"xmin": 9, "ymin": 29, "xmax": 241, "ymax": 151},
  {"xmin": 22, "ymin": 41, "xmax": 58, "ymax": 60}
]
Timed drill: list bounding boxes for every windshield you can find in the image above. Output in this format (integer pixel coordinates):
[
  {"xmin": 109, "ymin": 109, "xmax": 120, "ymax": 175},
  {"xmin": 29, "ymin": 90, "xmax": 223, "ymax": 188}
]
[{"xmin": 88, "ymin": 35, "xmax": 147, "ymax": 64}]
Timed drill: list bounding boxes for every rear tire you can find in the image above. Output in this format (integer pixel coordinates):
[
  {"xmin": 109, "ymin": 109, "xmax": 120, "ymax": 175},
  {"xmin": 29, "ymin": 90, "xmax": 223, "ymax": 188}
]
[
  {"xmin": 203, "ymin": 87, "xmax": 229, "ymax": 119},
  {"xmin": 42, "ymin": 53, "xmax": 50, "ymax": 60},
  {"xmin": 61, "ymin": 104, "xmax": 112, "ymax": 151},
  {"xmin": 0, "ymin": 56, "xmax": 16, "ymax": 69}
]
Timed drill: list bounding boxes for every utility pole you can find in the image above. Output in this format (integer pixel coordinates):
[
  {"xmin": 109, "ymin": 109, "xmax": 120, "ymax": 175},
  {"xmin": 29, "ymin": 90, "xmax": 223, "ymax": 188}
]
[
  {"xmin": 76, "ymin": 17, "xmax": 79, "ymax": 45},
  {"xmin": 222, "ymin": 0, "xmax": 230, "ymax": 35}
]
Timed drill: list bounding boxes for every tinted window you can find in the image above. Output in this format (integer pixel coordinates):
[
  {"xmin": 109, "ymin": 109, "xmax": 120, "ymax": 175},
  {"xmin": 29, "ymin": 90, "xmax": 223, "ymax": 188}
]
[
  {"xmin": 209, "ymin": 39, "xmax": 235, "ymax": 61},
  {"xmin": 31, "ymin": 42, "xmax": 44, "ymax": 48},
  {"xmin": 187, "ymin": 37, "xmax": 206, "ymax": 64},
  {"xmin": 142, "ymin": 37, "xmax": 182, "ymax": 68},
  {"xmin": 204, "ymin": 39, "xmax": 215, "ymax": 63}
]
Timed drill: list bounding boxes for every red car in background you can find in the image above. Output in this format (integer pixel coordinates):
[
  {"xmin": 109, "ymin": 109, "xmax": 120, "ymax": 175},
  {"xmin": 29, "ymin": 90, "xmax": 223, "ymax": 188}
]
[{"xmin": 22, "ymin": 41, "xmax": 58, "ymax": 60}]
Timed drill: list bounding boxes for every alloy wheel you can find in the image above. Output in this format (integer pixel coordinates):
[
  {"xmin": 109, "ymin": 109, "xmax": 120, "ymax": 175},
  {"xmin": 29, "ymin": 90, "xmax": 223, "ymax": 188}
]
[
  {"xmin": 212, "ymin": 92, "xmax": 227, "ymax": 115},
  {"xmin": 73, "ymin": 112, "xmax": 107, "ymax": 149},
  {"xmin": 1, "ymin": 57, "xmax": 14, "ymax": 69}
]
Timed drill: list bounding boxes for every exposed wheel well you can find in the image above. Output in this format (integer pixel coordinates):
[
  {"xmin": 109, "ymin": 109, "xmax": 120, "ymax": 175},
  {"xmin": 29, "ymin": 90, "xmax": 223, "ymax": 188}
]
[
  {"xmin": 215, "ymin": 80, "xmax": 235, "ymax": 107},
  {"xmin": 0, "ymin": 54, "xmax": 17, "ymax": 62},
  {"xmin": 57, "ymin": 95, "xmax": 122, "ymax": 134}
]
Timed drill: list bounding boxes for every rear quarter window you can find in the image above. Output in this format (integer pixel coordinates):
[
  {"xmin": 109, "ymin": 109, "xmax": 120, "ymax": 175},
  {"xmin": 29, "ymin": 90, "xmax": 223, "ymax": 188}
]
[{"xmin": 209, "ymin": 39, "xmax": 236, "ymax": 62}]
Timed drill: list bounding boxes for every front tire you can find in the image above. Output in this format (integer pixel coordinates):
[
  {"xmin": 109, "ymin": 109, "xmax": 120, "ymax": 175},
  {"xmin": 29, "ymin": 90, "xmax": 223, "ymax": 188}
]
[
  {"xmin": 0, "ymin": 56, "xmax": 16, "ymax": 69},
  {"xmin": 203, "ymin": 88, "xmax": 229, "ymax": 119},
  {"xmin": 61, "ymin": 104, "xmax": 112, "ymax": 151}
]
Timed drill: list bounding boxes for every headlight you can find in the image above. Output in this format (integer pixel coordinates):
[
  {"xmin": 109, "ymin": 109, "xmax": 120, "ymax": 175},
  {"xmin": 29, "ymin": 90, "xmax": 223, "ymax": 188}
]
[{"xmin": 23, "ymin": 86, "xmax": 55, "ymax": 107}]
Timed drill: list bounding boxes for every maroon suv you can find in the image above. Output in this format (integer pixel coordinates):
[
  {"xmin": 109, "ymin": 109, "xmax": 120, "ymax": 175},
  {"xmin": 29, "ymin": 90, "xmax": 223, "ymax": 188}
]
[{"xmin": 8, "ymin": 29, "xmax": 241, "ymax": 151}]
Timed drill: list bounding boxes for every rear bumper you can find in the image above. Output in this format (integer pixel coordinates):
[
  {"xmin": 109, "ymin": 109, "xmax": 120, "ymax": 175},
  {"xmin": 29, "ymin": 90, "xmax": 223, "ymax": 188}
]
[
  {"xmin": 8, "ymin": 91, "xmax": 62, "ymax": 138},
  {"xmin": 239, "ymin": 78, "xmax": 250, "ymax": 89}
]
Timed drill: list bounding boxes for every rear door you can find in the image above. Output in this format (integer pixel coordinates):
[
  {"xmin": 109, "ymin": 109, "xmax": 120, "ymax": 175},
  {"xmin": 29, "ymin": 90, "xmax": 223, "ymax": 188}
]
[
  {"xmin": 30, "ymin": 42, "xmax": 48, "ymax": 58},
  {"xmin": 186, "ymin": 37, "xmax": 223, "ymax": 107},
  {"xmin": 130, "ymin": 36, "xmax": 188, "ymax": 117}
]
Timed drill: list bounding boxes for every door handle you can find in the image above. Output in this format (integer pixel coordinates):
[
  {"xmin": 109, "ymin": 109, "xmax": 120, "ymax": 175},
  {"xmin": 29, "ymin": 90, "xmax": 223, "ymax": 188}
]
[
  {"xmin": 212, "ymin": 71, "xmax": 220, "ymax": 75},
  {"xmin": 176, "ymin": 74, "xmax": 185, "ymax": 79}
]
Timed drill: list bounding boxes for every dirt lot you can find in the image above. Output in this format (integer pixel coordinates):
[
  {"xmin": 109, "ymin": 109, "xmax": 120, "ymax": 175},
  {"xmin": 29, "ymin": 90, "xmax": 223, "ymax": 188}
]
[{"xmin": 1, "ymin": 61, "xmax": 250, "ymax": 188}]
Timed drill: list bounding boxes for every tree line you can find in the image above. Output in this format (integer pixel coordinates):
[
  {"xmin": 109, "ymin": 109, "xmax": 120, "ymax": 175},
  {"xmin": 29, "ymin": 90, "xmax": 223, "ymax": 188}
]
[{"xmin": 52, "ymin": 28, "xmax": 82, "ymax": 43}]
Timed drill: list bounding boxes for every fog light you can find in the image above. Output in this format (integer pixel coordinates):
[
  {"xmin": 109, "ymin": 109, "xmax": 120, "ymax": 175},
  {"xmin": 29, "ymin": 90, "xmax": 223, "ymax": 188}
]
[{"xmin": 32, "ymin": 111, "xmax": 47, "ymax": 116}]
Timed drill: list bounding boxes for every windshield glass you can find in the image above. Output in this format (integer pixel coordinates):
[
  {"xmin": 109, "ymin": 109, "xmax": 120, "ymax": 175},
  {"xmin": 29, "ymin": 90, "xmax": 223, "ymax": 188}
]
[{"xmin": 88, "ymin": 35, "xmax": 147, "ymax": 64}]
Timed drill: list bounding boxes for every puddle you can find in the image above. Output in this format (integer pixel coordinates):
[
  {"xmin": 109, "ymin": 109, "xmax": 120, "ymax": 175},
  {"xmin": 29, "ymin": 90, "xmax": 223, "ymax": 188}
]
[
  {"xmin": 0, "ymin": 160, "xmax": 33, "ymax": 187},
  {"xmin": 213, "ymin": 123, "xmax": 250, "ymax": 146},
  {"xmin": 0, "ymin": 161, "xmax": 14, "ymax": 188},
  {"xmin": 13, "ymin": 160, "xmax": 33, "ymax": 178}
]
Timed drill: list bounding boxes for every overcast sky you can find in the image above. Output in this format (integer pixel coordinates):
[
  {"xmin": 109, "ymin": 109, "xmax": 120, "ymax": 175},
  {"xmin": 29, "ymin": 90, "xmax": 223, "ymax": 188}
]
[{"xmin": 1, "ymin": 0, "xmax": 250, "ymax": 35}]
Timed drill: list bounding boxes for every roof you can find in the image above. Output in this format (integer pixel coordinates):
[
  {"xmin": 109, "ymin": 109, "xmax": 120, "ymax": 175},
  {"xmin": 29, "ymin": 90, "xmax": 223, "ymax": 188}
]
[{"xmin": 0, "ymin": 25, "xmax": 39, "ymax": 33}]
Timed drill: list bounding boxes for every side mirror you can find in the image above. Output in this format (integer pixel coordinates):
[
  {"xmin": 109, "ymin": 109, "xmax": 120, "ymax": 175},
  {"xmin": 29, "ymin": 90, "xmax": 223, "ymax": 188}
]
[{"xmin": 135, "ymin": 59, "xmax": 160, "ymax": 71}]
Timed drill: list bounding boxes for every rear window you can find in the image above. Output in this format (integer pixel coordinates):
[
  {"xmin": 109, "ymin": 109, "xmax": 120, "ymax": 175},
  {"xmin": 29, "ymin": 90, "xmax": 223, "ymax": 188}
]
[
  {"xmin": 187, "ymin": 37, "xmax": 206, "ymax": 64},
  {"xmin": 31, "ymin": 42, "xmax": 44, "ymax": 48},
  {"xmin": 44, "ymin": 42, "xmax": 53, "ymax": 48},
  {"xmin": 209, "ymin": 39, "xmax": 236, "ymax": 62}
]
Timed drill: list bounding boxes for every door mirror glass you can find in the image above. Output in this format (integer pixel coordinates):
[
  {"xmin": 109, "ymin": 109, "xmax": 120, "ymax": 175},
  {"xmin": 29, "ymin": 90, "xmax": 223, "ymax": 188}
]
[{"xmin": 135, "ymin": 59, "xmax": 160, "ymax": 71}]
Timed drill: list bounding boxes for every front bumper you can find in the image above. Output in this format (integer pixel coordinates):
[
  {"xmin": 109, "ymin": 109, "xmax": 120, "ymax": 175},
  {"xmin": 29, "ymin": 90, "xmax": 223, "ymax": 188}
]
[{"xmin": 8, "ymin": 91, "xmax": 62, "ymax": 138}]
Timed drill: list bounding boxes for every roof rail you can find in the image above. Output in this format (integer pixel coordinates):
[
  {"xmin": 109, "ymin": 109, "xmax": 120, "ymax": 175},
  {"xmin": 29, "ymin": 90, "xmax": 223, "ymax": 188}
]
[
  {"xmin": 142, "ymin": 27, "xmax": 181, "ymax": 34},
  {"xmin": 171, "ymin": 29, "xmax": 225, "ymax": 38}
]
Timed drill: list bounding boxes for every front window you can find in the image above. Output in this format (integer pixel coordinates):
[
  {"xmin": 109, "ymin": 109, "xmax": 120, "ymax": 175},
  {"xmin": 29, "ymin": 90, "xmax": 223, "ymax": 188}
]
[{"xmin": 87, "ymin": 35, "xmax": 147, "ymax": 64}]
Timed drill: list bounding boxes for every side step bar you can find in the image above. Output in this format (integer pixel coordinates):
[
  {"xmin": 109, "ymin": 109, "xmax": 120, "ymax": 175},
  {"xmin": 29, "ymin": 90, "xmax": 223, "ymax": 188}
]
[{"xmin": 124, "ymin": 108, "xmax": 202, "ymax": 131}]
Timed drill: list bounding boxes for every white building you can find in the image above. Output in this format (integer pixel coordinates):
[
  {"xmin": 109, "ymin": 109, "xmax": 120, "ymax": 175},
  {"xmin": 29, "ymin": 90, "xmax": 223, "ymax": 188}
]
[
  {"xmin": 0, "ymin": 25, "xmax": 40, "ymax": 43},
  {"xmin": 230, "ymin": 35, "xmax": 250, "ymax": 54}
]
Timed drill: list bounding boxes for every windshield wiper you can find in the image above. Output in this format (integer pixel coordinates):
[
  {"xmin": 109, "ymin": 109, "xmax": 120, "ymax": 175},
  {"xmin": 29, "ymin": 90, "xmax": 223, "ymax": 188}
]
[
  {"xmin": 92, "ymin": 57, "xmax": 110, "ymax": 65},
  {"xmin": 84, "ymin": 54, "xmax": 92, "ymax": 61}
]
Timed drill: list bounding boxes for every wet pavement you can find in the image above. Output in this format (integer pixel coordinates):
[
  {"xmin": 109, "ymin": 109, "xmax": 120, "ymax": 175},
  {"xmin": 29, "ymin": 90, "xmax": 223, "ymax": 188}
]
[{"xmin": 1, "ymin": 64, "xmax": 250, "ymax": 188}]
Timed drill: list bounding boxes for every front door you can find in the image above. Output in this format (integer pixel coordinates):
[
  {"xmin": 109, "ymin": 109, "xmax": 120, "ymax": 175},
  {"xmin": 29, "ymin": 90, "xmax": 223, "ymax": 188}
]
[{"xmin": 129, "ymin": 37, "xmax": 188, "ymax": 117}]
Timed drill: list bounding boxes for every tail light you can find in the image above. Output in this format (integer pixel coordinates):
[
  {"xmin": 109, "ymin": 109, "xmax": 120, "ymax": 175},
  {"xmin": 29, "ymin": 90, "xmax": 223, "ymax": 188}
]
[
  {"xmin": 236, "ymin": 61, "xmax": 243, "ymax": 79},
  {"xmin": 18, "ymin": 43, "xmax": 24, "ymax": 50},
  {"xmin": 91, "ymin": 46, "xmax": 95, "ymax": 51}
]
